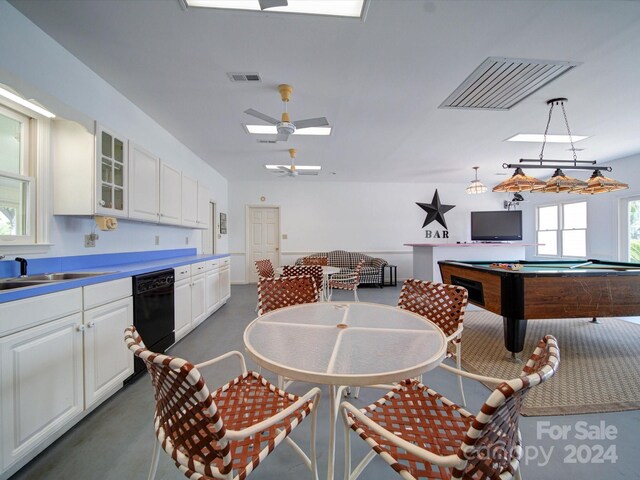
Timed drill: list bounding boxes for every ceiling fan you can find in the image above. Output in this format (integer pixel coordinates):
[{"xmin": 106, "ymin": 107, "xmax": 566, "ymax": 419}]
[
  {"xmin": 270, "ymin": 149, "xmax": 320, "ymax": 177},
  {"xmin": 245, "ymin": 84, "xmax": 329, "ymax": 142}
]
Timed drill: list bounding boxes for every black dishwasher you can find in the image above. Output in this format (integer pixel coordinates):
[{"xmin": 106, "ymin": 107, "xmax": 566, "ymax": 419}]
[{"xmin": 129, "ymin": 269, "xmax": 175, "ymax": 381}]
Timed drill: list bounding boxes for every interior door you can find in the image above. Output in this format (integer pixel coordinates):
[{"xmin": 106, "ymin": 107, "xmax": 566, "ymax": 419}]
[{"xmin": 247, "ymin": 206, "xmax": 280, "ymax": 283}]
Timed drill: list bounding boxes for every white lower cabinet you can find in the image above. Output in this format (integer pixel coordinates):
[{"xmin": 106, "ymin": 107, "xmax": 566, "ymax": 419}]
[
  {"xmin": 83, "ymin": 296, "xmax": 133, "ymax": 409},
  {"xmin": 174, "ymin": 265, "xmax": 192, "ymax": 341},
  {"xmin": 205, "ymin": 260, "xmax": 220, "ymax": 315},
  {"xmin": 191, "ymin": 271, "xmax": 207, "ymax": 327},
  {"xmin": 0, "ymin": 313, "xmax": 84, "ymax": 472},
  {"xmin": 220, "ymin": 258, "xmax": 231, "ymax": 301}
]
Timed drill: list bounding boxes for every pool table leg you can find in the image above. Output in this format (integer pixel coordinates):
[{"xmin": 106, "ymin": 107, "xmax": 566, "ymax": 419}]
[{"xmin": 503, "ymin": 317, "xmax": 527, "ymax": 359}]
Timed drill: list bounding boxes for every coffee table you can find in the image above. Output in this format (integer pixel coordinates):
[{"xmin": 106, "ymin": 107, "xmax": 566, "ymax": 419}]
[{"xmin": 243, "ymin": 302, "xmax": 447, "ymax": 480}]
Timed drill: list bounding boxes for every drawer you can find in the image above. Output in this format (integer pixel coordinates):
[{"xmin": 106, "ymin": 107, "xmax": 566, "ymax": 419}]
[
  {"xmin": 174, "ymin": 265, "xmax": 191, "ymax": 282},
  {"xmin": 0, "ymin": 288, "xmax": 83, "ymax": 337},
  {"xmin": 191, "ymin": 261, "xmax": 207, "ymax": 276},
  {"xmin": 220, "ymin": 257, "xmax": 230, "ymax": 267},
  {"xmin": 206, "ymin": 259, "xmax": 220, "ymax": 271},
  {"xmin": 84, "ymin": 278, "xmax": 132, "ymax": 310}
]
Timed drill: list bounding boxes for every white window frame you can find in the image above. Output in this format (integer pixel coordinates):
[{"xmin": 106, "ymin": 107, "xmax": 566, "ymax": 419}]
[
  {"xmin": 536, "ymin": 200, "xmax": 587, "ymax": 258},
  {"xmin": 619, "ymin": 195, "xmax": 640, "ymax": 263},
  {"xmin": 0, "ymin": 96, "xmax": 51, "ymax": 254}
]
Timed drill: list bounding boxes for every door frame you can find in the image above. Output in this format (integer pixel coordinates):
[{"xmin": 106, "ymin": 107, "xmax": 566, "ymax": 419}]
[
  {"xmin": 245, "ymin": 205, "xmax": 281, "ymax": 283},
  {"xmin": 619, "ymin": 194, "xmax": 640, "ymax": 261}
]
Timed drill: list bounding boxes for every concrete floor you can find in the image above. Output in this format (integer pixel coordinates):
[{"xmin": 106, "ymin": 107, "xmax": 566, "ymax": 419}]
[{"xmin": 11, "ymin": 284, "xmax": 640, "ymax": 479}]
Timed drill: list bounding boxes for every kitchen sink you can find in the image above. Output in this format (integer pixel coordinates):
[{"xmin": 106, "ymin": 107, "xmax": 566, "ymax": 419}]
[
  {"xmin": 14, "ymin": 272, "xmax": 117, "ymax": 281},
  {"xmin": 0, "ymin": 281, "xmax": 51, "ymax": 290}
]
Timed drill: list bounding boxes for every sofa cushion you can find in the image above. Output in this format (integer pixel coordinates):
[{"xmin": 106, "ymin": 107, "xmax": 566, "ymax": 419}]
[{"xmin": 328, "ymin": 250, "xmax": 352, "ymax": 269}]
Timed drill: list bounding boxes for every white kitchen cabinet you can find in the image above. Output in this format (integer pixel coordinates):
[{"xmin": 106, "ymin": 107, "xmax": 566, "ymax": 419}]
[
  {"xmin": 174, "ymin": 265, "xmax": 192, "ymax": 341},
  {"xmin": 219, "ymin": 257, "xmax": 231, "ymax": 302},
  {"xmin": 128, "ymin": 142, "xmax": 160, "ymax": 222},
  {"xmin": 205, "ymin": 260, "xmax": 220, "ymax": 315},
  {"xmin": 197, "ymin": 183, "xmax": 210, "ymax": 228},
  {"xmin": 0, "ymin": 313, "xmax": 84, "ymax": 472},
  {"xmin": 159, "ymin": 162, "xmax": 182, "ymax": 225},
  {"xmin": 181, "ymin": 174, "xmax": 199, "ymax": 228},
  {"xmin": 83, "ymin": 296, "xmax": 133, "ymax": 409},
  {"xmin": 191, "ymin": 262, "xmax": 207, "ymax": 327},
  {"xmin": 52, "ymin": 120, "xmax": 129, "ymax": 217}
]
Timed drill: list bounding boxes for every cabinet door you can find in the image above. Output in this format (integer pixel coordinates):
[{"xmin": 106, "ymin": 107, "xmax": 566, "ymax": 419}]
[
  {"xmin": 0, "ymin": 314, "xmax": 84, "ymax": 470},
  {"xmin": 196, "ymin": 183, "xmax": 210, "ymax": 229},
  {"xmin": 181, "ymin": 174, "xmax": 198, "ymax": 228},
  {"xmin": 174, "ymin": 278, "xmax": 192, "ymax": 341},
  {"xmin": 191, "ymin": 273, "xmax": 207, "ymax": 326},
  {"xmin": 205, "ymin": 270, "xmax": 220, "ymax": 315},
  {"xmin": 83, "ymin": 297, "xmax": 133, "ymax": 409},
  {"xmin": 220, "ymin": 267, "xmax": 231, "ymax": 301},
  {"xmin": 96, "ymin": 125, "xmax": 128, "ymax": 217},
  {"xmin": 128, "ymin": 142, "xmax": 159, "ymax": 222},
  {"xmin": 159, "ymin": 162, "xmax": 182, "ymax": 225}
]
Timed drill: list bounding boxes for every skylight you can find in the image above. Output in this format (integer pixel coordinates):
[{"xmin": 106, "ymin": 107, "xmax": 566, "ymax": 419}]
[
  {"xmin": 506, "ymin": 134, "xmax": 589, "ymax": 143},
  {"xmin": 184, "ymin": 0, "xmax": 367, "ymax": 18},
  {"xmin": 265, "ymin": 165, "xmax": 321, "ymax": 171},
  {"xmin": 244, "ymin": 124, "xmax": 332, "ymax": 136}
]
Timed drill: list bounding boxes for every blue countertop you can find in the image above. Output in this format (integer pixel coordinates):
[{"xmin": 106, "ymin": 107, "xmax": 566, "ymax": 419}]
[{"xmin": 0, "ymin": 249, "xmax": 230, "ymax": 304}]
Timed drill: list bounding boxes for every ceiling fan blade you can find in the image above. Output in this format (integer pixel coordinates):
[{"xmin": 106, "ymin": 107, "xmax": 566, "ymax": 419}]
[
  {"xmin": 244, "ymin": 108, "xmax": 279, "ymax": 125},
  {"xmin": 292, "ymin": 117, "xmax": 329, "ymax": 129},
  {"xmin": 297, "ymin": 171, "xmax": 319, "ymax": 176},
  {"xmin": 259, "ymin": 0, "xmax": 288, "ymax": 10},
  {"xmin": 275, "ymin": 132, "xmax": 289, "ymax": 142}
]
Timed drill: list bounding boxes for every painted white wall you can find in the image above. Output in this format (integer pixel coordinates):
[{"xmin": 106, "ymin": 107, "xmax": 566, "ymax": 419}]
[
  {"xmin": 0, "ymin": 1, "xmax": 228, "ymax": 257},
  {"xmin": 229, "ymin": 180, "xmax": 516, "ymax": 283},
  {"xmin": 520, "ymin": 153, "xmax": 640, "ymax": 261}
]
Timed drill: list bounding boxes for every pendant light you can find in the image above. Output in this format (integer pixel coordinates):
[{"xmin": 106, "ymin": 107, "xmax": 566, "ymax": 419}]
[
  {"xmin": 495, "ymin": 98, "xmax": 628, "ymax": 194},
  {"xmin": 466, "ymin": 166, "xmax": 487, "ymax": 194}
]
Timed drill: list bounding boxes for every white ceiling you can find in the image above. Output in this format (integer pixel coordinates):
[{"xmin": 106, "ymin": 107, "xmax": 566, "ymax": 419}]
[{"xmin": 9, "ymin": 0, "xmax": 640, "ymax": 184}]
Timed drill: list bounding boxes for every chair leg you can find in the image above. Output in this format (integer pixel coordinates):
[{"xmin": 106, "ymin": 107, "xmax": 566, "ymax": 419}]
[
  {"xmin": 353, "ymin": 289, "xmax": 359, "ymax": 302},
  {"xmin": 354, "ymin": 386, "xmax": 360, "ymax": 398},
  {"xmin": 515, "ymin": 466, "xmax": 523, "ymax": 480},
  {"xmin": 343, "ymin": 420, "xmax": 352, "ymax": 480},
  {"xmin": 148, "ymin": 438, "xmax": 161, "ymax": 480},
  {"xmin": 456, "ymin": 343, "xmax": 466, "ymax": 407}
]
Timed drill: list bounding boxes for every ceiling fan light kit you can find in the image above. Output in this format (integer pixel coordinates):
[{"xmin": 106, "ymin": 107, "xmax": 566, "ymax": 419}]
[{"xmin": 493, "ymin": 98, "xmax": 628, "ymax": 195}]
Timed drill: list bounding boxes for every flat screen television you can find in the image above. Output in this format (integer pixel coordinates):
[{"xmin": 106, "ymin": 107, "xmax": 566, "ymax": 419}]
[{"xmin": 471, "ymin": 210, "xmax": 523, "ymax": 241}]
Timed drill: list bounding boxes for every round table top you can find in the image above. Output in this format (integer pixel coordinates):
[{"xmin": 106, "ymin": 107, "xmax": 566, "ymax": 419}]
[
  {"xmin": 243, "ymin": 302, "xmax": 447, "ymax": 387},
  {"xmin": 275, "ymin": 265, "xmax": 341, "ymax": 275}
]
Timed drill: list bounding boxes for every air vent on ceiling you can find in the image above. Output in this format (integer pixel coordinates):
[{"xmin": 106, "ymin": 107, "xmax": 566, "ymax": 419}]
[
  {"xmin": 440, "ymin": 57, "xmax": 581, "ymax": 110},
  {"xmin": 227, "ymin": 72, "xmax": 262, "ymax": 83}
]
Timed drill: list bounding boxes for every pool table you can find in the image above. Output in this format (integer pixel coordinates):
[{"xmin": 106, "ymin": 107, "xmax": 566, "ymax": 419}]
[{"xmin": 438, "ymin": 259, "xmax": 640, "ymax": 357}]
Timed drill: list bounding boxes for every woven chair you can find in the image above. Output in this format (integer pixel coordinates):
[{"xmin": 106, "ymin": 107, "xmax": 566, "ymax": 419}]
[
  {"xmin": 340, "ymin": 335, "xmax": 560, "ymax": 480},
  {"xmin": 124, "ymin": 326, "xmax": 321, "ymax": 480},
  {"xmin": 328, "ymin": 260, "xmax": 365, "ymax": 302},
  {"xmin": 302, "ymin": 256, "xmax": 328, "ymax": 266},
  {"xmin": 397, "ymin": 279, "xmax": 469, "ymax": 405},
  {"xmin": 257, "ymin": 274, "xmax": 319, "ymax": 316},
  {"xmin": 254, "ymin": 259, "xmax": 276, "ymax": 311},
  {"xmin": 282, "ymin": 265, "xmax": 324, "ymax": 297}
]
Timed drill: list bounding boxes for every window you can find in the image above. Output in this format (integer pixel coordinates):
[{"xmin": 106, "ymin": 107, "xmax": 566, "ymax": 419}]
[
  {"xmin": 0, "ymin": 104, "xmax": 34, "ymax": 243},
  {"xmin": 621, "ymin": 196, "xmax": 640, "ymax": 263},
  {"xmin": 536, "ymin": 201, "xmax": 587, "ymax": 257}
]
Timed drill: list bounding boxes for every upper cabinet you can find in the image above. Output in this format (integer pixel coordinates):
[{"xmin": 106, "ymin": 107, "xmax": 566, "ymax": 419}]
[
  {"xmin": 128, "ymin": 142, "xmax": 159, "ymax": 222},
  {"xmin": 52, "ymin": 119, "xmax": 210, "ymax": 229},
  {"xmin": 97, "ymin": 126, "xmax": 128, "ymax": 216}
]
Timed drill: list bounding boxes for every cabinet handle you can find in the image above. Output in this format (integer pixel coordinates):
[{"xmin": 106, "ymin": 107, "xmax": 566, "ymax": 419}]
[
  {"xmin": 76, "ymin": 325, "xmax": 85, "ymax": 332},
  {"xmin": 87, "ymin": 322, "xmax": 95, "ymax": 328}
]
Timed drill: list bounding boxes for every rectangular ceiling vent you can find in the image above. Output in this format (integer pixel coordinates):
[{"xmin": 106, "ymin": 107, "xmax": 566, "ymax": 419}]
[
  {"xmin": 440, "ymin": 57, "xmax": 581, "ymax": 110},
  {"xmin": 227, "ymin": 72, "xmax": 261, "ymax": 83}
]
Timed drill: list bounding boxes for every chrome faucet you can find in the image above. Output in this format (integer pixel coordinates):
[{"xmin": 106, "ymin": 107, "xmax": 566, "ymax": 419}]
[{"xmin": 15, "ymin": 257, "xmax": 28, "ymax": 277}]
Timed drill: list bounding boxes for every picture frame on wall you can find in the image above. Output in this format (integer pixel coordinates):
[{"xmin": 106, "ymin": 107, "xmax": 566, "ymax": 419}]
[{"xmin": 220, "ymin": 212, "xmax": 227, "ymax": 234}]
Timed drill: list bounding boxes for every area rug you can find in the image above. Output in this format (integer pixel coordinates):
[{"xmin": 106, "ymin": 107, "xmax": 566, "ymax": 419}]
[{"xmin": 460, "ymin": 311, "xmax": 640, "ymax": 416}]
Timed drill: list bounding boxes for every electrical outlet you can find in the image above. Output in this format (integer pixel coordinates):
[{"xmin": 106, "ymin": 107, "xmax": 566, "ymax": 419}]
[
  {"xmin": 85, "ymin": 234, "xmax": 96, "ymax": 248},
  {"xmin": 155, "ymin": 235, "xmax": 160, "ymax": 245},
  {"xmin": 282, "ymin": 234, "xmax": 288, "ymax": 240}
]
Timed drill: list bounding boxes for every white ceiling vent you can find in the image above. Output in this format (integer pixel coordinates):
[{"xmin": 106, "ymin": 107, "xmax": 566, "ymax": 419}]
[
  {"xmin": 227, "ymin": 72, "xmax": 261, "ymax": 82},
  {"xmin": 440, "ymin": 57, "xmax": 581, "ymax": 110}
]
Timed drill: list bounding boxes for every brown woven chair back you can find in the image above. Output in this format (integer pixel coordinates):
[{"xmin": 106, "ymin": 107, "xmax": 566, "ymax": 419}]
[
  {"xmin": 282, "ymin": 264, "xmax": 323, "ymax": 292},
  {"xmin": 397, "ymin": 279, "xmax": 468, "ymax": 338},
  {"xmin": 255, "ymin": 258, "xmax": 275, "ymax": 278},
  {"xmin": 258, "ymin": 274, "xmax": 319, "ymax": 315},
  {"xmin": 302, "ymin": 256, "xmax": 328, "ymax": 266},
  {"xmin": 452, "ymin": 335, "xmax": 560, "ymax": 479},
  {"xmin": 353, "ymin": 260, "xmax": 366, "ymax": 283},
  {"xmin": 124, "ymin": 326, "xmax": 232, "ymax": 477}
]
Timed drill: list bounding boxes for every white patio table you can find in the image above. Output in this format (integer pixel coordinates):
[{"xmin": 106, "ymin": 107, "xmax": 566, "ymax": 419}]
[{"xmin": 243, "ymin": 302, "xmax": 447, "ymax": 480}]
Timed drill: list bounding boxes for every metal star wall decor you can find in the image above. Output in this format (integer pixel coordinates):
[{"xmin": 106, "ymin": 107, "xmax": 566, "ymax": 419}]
[{"xmin": 416, "ymin": 189, "xmax": 455, "ymax": 229}]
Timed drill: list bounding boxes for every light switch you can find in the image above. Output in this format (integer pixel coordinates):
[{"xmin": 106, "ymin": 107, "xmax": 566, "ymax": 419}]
[{"xmin": 282, "ymin": 234, "xmax": 288, "ymax": 240}]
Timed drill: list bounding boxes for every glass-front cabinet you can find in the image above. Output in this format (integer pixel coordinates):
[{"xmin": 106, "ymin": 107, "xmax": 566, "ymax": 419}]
[{"xmin": 96, "ymin": 126, "xmax": 127, "ymax": 216}]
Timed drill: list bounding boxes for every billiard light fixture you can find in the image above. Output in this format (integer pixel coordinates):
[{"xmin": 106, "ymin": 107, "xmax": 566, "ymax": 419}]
[
  {"xmin": 465, "ymin": 166, "xmax": 487, "ymax": 194},
  {"xmin": 493, "ymin": 98, "xmax": 628, "ymax": 194}
]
